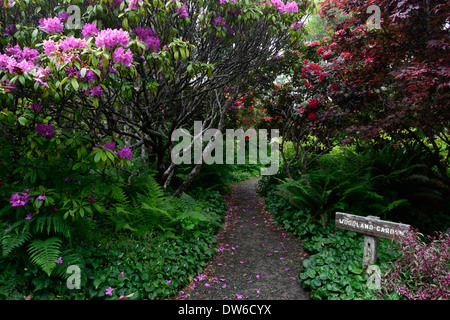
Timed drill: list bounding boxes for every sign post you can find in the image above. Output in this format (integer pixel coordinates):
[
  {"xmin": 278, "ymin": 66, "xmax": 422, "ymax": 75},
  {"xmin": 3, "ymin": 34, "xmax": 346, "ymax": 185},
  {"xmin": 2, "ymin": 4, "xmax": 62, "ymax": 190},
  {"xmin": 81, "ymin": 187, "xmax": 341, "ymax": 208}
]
[{"xmin": 335, "ymin": 212, "xmax": 411, "ymax": 267}]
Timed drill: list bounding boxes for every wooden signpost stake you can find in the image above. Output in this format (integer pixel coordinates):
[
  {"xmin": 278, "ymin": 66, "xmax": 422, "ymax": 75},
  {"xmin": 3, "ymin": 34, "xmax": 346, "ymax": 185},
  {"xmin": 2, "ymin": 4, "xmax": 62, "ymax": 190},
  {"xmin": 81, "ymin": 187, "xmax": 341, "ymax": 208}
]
[{"xmin": 335, "ymin": 212, "xmax": 411, "ymax": 267}]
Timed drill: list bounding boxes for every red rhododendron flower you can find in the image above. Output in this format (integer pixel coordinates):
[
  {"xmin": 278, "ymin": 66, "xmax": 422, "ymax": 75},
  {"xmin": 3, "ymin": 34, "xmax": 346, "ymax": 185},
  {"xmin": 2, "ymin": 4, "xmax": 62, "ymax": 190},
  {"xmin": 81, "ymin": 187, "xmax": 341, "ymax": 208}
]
[
  {"xmin": 308, "ymin": 98, "xmax": 319, "ymax": 110},
  {"xmin": 308, "ymin": 112, "xmax": 317, "ymax": 121},
  {"xmin": 322, "ymin": 51, "xmax": 333, "ymax": 60}
]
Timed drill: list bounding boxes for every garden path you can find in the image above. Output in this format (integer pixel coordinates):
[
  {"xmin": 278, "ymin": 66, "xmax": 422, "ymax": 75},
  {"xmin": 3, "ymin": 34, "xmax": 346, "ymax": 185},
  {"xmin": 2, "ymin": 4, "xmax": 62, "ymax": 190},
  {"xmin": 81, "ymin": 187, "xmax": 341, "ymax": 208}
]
[{"xmin": 175, "ymin": 177, "xmax": 309, "ymax": 300}]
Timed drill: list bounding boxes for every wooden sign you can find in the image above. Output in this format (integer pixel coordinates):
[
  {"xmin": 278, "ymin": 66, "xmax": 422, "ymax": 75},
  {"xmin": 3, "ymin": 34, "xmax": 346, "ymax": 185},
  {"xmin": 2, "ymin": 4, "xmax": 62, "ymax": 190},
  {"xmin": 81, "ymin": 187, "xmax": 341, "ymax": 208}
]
[
  {"xmin": 335, "ymin": 212, "xmax": 411, "ymax": 240},
  {"xmin": 335, "ymin": 212, "xmax": 411, "ymax": 267}
]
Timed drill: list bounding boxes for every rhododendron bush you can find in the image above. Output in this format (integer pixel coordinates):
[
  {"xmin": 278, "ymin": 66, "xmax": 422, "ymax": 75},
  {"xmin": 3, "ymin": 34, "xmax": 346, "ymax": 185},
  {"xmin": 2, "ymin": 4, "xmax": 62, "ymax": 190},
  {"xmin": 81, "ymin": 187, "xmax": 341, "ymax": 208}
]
[
  {"xmin": 0, "ymin": 0, "xmax": 311, "ymax": 195},
  {"xmin": 0, "ymin": 0, "xmax": 311, "ymax": 278}
]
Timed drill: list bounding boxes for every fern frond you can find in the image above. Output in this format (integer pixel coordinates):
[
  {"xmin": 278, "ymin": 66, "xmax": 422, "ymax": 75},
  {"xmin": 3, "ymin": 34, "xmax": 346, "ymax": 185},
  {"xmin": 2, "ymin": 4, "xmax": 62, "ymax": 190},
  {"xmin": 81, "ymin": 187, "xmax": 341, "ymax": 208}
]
[
  {"xmin": 1, "ymin": 231, "xmax": 31, "ymax": 256},
  {"xmin": 382, "ymin": 199, "xmax": 410, "ymax": 213},
  {"xmin": 33, "ymin": 215, "xmax": 72, "ymax": 240},
  {"xmin": 110, "ymin": 184, "xmax": 130, "ymax": 205},
  {"xmin": 28, "ymin": 237, "xmax": 62, "ymax": 276}
]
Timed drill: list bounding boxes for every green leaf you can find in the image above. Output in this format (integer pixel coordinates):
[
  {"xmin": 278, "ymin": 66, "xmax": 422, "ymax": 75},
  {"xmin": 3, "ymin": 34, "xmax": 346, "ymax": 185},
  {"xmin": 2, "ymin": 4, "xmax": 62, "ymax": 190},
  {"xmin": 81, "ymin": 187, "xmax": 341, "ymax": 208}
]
[
  {"xmin": 94, "ymin": 151, "xmax": 102, "ymax": 163},
  {"xmin": 122, "ymin": 17, "xmax": 128, "ymax": 30},
  {"xmin": 71, "ymin": 78, "xmax": 79, "ymax": 91},
  {"xmin": 18, "ymin": 116, "xmax": 28, "ymax": 126}
]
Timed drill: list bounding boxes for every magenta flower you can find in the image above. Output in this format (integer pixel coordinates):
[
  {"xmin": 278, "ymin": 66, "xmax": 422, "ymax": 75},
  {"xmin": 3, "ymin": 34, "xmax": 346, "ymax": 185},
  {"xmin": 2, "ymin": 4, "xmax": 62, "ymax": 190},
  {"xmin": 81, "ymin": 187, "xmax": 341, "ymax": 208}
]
[
  {"xmin": 10, "ymin": 192, "xmax": 30, "ymax": 207},
  {"xmin": 284, "ymin": 1, "xmax": 298, "ymax": 13},
  {"xmin": 165, "ymin": 280, "xmax": 172, "ymax": 284},
  {"xmin": 58, "ymin": 12, "xmax": 70, "ymax": 21},
  {"xmin": 89, "ymin": 84, "xmax": 104, "ymax": 97},
  {"xmin": 57, "ymin": 257, "xmax": 63, "ymax": 264},
  {"xmin": 37, "ymin": 195, "xmax": 46, "ymax": 201},
  {"xmin": 134, "ymin": 27, "xmax": 160, "ymax": 52},
  {"xmin": 235, "ymin": 293, "xmax": 243, "ymax": 299},
  {"xmin": 105, "ymin": 287, "xmax": 114, "ymax": 295},
  {"xmin": 112, "ymin": 47, "xmax": 134, "ymax": 67},
  {"xmin": 25, "ymin": 213, "xmax": 33, "ymax": 220},
  {"xmin": 95, "ymin": 28, "xmax": 130, "ymax": 50},
  {"xmin": 128, "ymin": 0, "xmax": 141, "ymax": 9},
  {"xmin": 35, "ymin": 123, "xmax": 54, "ymax": 138},
  {"xmin": 60, "ymin": 36, "xmax": 87, "ymax": 51},
  {"xmin": 43, "ymin": 39, "xmax": 58, "ymax": 57},
  {"xmin": 39, "ymin": 17, "xmax": 64, "ymax": 34},
  {"xmin": 177, "ymin": 3, "xmax": 189, "ymax": 18},
  {"xmin": 116, "ymin": 146, "xmax": 133, "ymax": 160},
  {"xmin": 82, "ymin": 22, "xmax": 99, "ymax": 38},
  {"xmin": 103, "ymin": 140, "xmax": 116, "ymax": 150}
]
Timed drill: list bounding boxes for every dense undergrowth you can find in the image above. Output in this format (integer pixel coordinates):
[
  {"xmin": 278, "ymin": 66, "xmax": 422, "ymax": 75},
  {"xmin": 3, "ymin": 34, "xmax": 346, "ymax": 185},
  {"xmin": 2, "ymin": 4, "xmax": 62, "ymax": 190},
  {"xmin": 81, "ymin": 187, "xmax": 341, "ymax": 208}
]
[{"xmin": 259, "ymin": 142, "xmax": 450, "ymax": 300}]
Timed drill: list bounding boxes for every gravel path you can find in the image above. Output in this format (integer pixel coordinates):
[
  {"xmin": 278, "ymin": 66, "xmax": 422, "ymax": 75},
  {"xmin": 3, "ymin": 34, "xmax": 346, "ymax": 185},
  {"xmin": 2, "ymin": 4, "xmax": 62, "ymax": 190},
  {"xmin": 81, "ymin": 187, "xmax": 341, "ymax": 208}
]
[{"xmin": 175, "ymin": 177, "xmax": 309, "ymax": 300}]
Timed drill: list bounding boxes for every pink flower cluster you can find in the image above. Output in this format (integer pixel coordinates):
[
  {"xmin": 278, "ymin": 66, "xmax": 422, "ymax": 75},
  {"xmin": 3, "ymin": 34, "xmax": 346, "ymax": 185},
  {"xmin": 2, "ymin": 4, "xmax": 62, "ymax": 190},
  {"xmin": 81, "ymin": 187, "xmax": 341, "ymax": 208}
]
[
  {"xmin": 60, "ymin": 36, "xmax": 87, "ymax": 51},
  {"xmin": 177, "ymin": 3, "xmax": 189, "ymax": 18},
  {"xmin": 39, "ymin": 17, "xmax": 64, "ymax": 34},
  {"xmin": 116, "ymin": 146, "xmax": 133, "ymax": 160},
  {"xmin": 95, "ymin": 28, "xmax": 130, "ymax": 50},
  {"xmin": 113, "ymin": 47, "xmax": 134, "ymax": 67},
  {"xmin": 10, "ymin": 190, "xmax": 30, "ymax": 207},
  {"xmin": 134, "ymin": 27, "xmax": 160, "ymax": 52},
  {"xmin": 290, "ymin": 21, "xmax": 304, "ymax": 30},
  {"xmin": 35, "ymin": 123, "xmax": 54, "ymax": 138},
  {"xmin": 82, "ymin": 22, "xmax": 99, "ymax": 38},
  {"xmin": 5, "ymin": 44, "xmax": 39, "ymax": 63},
  {"xmin": 268, "ymin": 0, "xmax": 298, "ymax": 13}
]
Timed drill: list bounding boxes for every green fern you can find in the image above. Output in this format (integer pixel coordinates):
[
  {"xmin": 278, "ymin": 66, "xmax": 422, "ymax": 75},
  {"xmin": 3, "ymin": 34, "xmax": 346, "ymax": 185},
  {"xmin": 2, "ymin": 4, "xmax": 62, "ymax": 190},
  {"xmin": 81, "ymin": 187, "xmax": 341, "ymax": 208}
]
[
  {"xmin": 33, "ymin": 215, "xmax": 72, "ymax": 240},
  {"xmin": 1, "ymin": 231, "xmax": 31, "ymax": 256},
  {"xmin": 28, "ymin": 237, "xmax": 62, "ymax": 276}
]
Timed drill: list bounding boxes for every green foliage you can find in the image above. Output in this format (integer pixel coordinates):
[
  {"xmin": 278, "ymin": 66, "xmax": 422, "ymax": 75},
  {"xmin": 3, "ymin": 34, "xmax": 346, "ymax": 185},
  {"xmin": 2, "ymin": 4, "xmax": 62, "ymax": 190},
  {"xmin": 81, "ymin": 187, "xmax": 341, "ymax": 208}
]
[
  {"xmin": 0, "ymin": 187, "xmax": 226, "ymax": 300},
  {"xmin": 107, "ymin": 172, "xmax": 224, "ymax": 237},
  {"xmin": 264, "ymin": 185, "xmax": 400, "ymax": 300},
  {"xmin": 27, "ymin": 237, "xmax": 62, "ymax": 277}
]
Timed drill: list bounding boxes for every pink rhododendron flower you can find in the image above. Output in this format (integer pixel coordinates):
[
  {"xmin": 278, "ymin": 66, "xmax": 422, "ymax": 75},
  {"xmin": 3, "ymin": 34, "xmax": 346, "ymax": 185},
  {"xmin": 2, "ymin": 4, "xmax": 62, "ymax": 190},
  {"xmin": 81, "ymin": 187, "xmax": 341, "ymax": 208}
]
[
  {"xmin": 95, "ymin": 28, "xmax": 130, "ymax": 50},
  {"xmin": 134, "ymin": 27, "xmax": 160, "ymax": 52},
  {"xmin": 116, "ymin": 146, "xmax": 133, "ymax": 160},
  {"xmin": 33, "ymin": 66, "xmax": 51, "ymax": 88},
  {"xmin": 317, "ymin": 47, "xmax": 325, "ymax": 54},
  {"xmin": 43, "ymin": 40, "xmax": 58, "ymax": 57},
  {"xmin": 128, "ymin": 0, "xmax": 142, "ymax": 9},
  {"xmin": 290, "ymin": 21, "xmax": 304, "ymax": 29},
  {"xmin": 10, "ymin": 192, "xmax": 30, "ymax": 207},
  {"xmin": 177, "ymin": 3, "xmax": 189, "ymax": 18},
  {"xmin": 89, "ymin": 84, "xmax": 104, "ymax": 97},
  {"xmin": 5, "ymin": 44, "xmax": 39, "ymax": 63},
  {"xmin": 112, "ymin": 47, "xmax": 134, "ymax": 67},
  {"xmin": 284, "ymin": 1, "xmax": 298, "ymax": 12},
  {"xmin": 39, "ymin": 17, "xmax": 64, "ymax": 34},
  {"xmin": 35, "ymin": 123, "xmax": 54, "ymax": 138},
  {"xmin": 82, "ymin": 22, "xmax": 99, "ymax": 38},
  {"xmin": 60, "ymin": 36, "xmax": 87, "ymax": 51}
]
